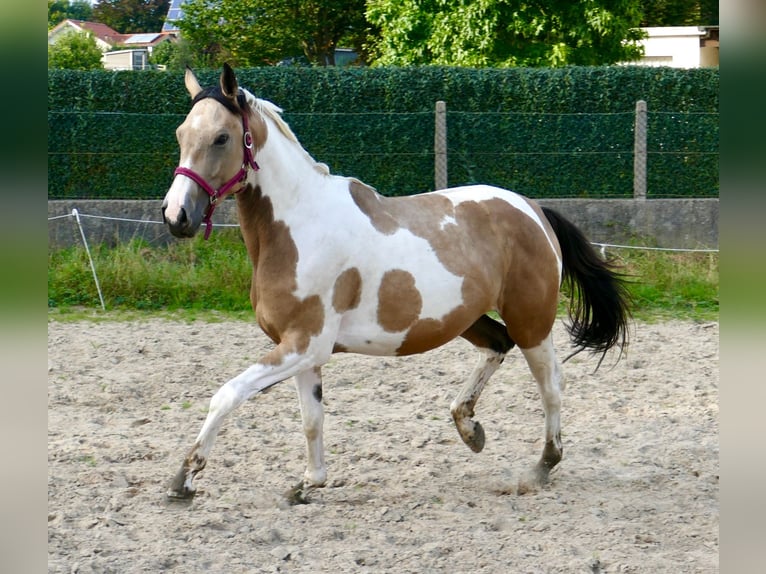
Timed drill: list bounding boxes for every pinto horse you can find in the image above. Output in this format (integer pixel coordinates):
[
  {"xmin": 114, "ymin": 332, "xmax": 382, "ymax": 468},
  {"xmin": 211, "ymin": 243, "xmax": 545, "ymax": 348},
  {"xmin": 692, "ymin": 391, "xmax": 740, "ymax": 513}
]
[{"xmin": 161, "ymin": 64, "xmax": 630, "ymax": 500}]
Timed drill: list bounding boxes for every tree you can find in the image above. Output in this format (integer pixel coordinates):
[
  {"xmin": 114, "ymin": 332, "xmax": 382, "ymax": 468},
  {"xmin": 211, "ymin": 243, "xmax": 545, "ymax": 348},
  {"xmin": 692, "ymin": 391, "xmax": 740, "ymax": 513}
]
[
  {"xmin": 178, "ymin": 0, "xmax": 370, "ymax": 67},
  {"xmin": 48, "ymin": 31, "xmax": 104, "ymax": 70},
  {"xmin": 92, "ymin": 0, "xmax": 170, "ymax": 33},
  {"xmin": 149, "ymin": 37, "xmax": 201, "ymax": 71},
  {"xmin": 640, "ymin": 0, "xmax": 718, "ymax": 26},
  {"xmin": 366, "ymin": 0, "xmax": 646, "ymax": 67},
  {"xmin": 48, "ymin": 0, "xmax": 94, "ymax": 29}
]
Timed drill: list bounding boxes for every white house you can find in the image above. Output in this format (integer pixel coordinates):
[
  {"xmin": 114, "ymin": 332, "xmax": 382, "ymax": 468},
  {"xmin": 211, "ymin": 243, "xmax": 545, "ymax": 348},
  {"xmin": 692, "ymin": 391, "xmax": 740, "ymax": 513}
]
[{"xmin": 635, "ymin": 26, "xmax": 719, "ymax": 68}]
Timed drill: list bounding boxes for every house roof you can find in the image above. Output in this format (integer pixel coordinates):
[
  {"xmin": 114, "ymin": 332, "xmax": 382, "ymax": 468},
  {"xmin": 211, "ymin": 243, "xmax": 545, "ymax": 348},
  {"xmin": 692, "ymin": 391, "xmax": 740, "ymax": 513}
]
[
  {"xmin": 123, "ymin": 33, "xmax": 162, "ymax": 45},
  {"xmin": 48, "ymin": 20, "xmax": 177, "ymax": 49},
  {"xmin": 49, "ymin": 19, "xmax": 124, "ymax": 45}
]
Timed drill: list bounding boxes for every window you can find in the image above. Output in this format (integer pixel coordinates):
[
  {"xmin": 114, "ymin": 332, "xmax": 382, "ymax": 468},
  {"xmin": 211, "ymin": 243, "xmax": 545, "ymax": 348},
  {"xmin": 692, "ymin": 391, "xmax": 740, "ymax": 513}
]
[{"xmin": 132, "ymin": 50, "xmax": 146, "ymax": 70}]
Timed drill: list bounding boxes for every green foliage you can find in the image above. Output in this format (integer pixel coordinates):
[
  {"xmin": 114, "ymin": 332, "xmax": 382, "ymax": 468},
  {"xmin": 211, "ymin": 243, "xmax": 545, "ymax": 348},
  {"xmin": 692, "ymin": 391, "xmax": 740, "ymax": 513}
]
[
  {"xmin": 48, "ymin": 0, "xmax": 93, "ymax": 29},
  {"xmin": 48, "ymin": 233, "xmax": 718, "ymax": 322},
  {"xmin": 179, "ymin": 0, "xmax": 368, "ymax": 67},
  {"xmin": 92, "ymin": 0, "xmax": 170, "ymax": 34},
  {"xmin": 640, "ymin": 0, "xmax": 719, "ymax": 26},
  {"xmin": 148, "ymin": 37, "xmax": 198, "ymax": 71},
  {"xmin": 366, "ymin": 0, "xmax": 646, "ymax": 67},
  {"xmin": 48, "ymin": 31, "xmax": 104, "ymax": 70},
  {"xmin": 47, "ymin": 66, "xmax": 718, "ymax": 199}
]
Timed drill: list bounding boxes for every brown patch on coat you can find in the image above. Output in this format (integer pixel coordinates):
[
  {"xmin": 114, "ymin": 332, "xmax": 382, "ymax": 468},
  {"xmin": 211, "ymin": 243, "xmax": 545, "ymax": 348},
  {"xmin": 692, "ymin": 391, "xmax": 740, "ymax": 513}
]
[
  {"xmin": 396, "ymin": 308, "xmax": 471, "ymax": 355},
  {"xmin": 400, "ymin": 195, "xmax": 559, "ymax": 353},
  {"xmin": 349, "ymin": 180, "xmax": 399, "ymax": 235},
  {"xmin": 489, "ymin": 198, "xmax": 561, "ymax": 349},
  {"xmin": 235, "ymin": 185, "xmax": 324, "ymax": 365},
  {"xmin": 377, "ymin": 269, "xmax": 423, "ymax": 332},
  {"xmin": 332, "ymin": 267, "xmax": 362, "ymax": 313},
  {"xmin": 346, "ymin": 179, "xmax": 563, "ymax": 352}
]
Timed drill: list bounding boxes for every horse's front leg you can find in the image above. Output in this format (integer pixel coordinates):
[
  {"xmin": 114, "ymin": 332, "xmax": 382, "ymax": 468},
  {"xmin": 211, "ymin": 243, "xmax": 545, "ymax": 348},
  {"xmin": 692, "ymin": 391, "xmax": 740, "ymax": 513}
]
[
  {"xmin": 283, "ymin": 367, "xmax": 328, "ymax": 505},
  {"xmin": 294, "ymin": 367, "xmax": 326, "ymax": 487},
  {"xmin": 166, "ymin": 344, "xmax": 322, "ymax": 499}
]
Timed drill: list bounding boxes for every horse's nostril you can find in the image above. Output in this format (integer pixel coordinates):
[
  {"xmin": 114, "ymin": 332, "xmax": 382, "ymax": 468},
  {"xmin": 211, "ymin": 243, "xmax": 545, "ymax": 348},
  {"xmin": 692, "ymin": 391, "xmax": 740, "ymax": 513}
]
[
  {"xmin": 161, "ymin": 205, "xmax": 168, "ymax": 224},
  {"xmin": 178, "ymin": 207, "xmax": 188, "ymax": 225}
]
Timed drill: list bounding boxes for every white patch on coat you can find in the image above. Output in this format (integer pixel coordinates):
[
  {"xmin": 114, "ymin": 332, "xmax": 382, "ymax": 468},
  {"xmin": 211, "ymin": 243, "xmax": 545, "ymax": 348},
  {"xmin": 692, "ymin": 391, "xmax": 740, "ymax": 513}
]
[{"xmin": 281, "ymin": 178, "xmax": 465, "ymax": 356}]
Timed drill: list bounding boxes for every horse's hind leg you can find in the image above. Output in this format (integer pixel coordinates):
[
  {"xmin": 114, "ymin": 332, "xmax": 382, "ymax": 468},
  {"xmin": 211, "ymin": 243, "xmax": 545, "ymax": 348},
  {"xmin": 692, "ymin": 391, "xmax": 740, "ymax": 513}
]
[
  {"xmin": 518, "ymin": 332, "xmax": 564, "ymax": 493},
  {"xmin": 452, "ymin": 315, "xmax": 515, "ymax": 453}
]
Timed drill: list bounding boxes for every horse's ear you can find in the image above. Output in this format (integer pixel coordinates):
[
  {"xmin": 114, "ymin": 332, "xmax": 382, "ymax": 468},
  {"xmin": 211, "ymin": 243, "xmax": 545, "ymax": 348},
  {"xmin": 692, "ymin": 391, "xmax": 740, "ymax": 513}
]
[
  {"xmin": 184, "ymin": 66, "xmax": 202, "ymax": 99},
  {"xmin": 220, "ymin": 63, "xmax": 239, "ymax": 102}
]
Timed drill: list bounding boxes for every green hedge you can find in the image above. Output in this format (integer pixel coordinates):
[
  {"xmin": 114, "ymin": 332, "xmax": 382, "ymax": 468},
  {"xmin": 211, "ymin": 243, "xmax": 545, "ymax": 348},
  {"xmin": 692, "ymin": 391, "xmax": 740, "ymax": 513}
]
[{"xmin": 48, "ymin": 66, "xmax": 718, "ymax": 199}]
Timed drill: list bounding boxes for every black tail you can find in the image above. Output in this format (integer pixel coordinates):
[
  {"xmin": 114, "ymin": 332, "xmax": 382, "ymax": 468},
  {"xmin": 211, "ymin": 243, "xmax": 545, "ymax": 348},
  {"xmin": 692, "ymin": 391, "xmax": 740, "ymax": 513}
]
[{"xmin": 542, "ymin": 207, "xmax": 631, "ymax": 367}]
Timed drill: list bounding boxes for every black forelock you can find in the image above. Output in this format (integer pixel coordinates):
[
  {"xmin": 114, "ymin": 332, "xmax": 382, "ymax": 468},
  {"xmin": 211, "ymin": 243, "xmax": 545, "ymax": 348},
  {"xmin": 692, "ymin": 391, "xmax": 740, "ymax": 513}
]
[{"xmin": 191, "ymin": 86, "xmax": 248, "ymax": 116}]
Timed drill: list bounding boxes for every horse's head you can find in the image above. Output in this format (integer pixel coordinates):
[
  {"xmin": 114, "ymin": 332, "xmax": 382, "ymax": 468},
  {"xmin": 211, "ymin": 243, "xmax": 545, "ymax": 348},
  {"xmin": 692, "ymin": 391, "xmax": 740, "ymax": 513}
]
[{"xmin": 162, "ymin": 64, "xmax": 262, "ymax": 238}]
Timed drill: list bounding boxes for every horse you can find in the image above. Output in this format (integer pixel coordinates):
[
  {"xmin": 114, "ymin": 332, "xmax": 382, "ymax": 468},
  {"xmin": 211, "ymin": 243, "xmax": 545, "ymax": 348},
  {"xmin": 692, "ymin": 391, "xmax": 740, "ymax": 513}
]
[{"xmin": 161, "ymin": 64, "xmax": 630, "ymax": 500}]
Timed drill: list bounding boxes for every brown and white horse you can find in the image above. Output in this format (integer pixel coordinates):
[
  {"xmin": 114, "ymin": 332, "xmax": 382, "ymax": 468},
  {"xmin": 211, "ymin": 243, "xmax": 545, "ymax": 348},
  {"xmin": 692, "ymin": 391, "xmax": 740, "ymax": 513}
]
[{"xmin": 161, "ymin": 64, "xmax": 630, "ymax": 500}]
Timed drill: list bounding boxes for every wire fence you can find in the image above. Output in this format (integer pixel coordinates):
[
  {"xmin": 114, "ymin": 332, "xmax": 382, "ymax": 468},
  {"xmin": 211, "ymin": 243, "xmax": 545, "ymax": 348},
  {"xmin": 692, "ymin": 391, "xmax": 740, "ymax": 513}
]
[
  {"xmin": 48, "ymin": 209, "xmax": 719, "ymax": 311},
  {"xmin": 47, "ymin": 104, "xmax": 718, "ymax": 200}
]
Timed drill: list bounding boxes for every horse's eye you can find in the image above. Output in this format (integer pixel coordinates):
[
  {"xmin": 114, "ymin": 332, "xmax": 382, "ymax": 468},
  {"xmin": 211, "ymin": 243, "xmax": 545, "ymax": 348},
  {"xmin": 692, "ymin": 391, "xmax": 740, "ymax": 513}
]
[{"xmin": 214, "ymin": 134, "xmax": 229, "ymax": 146}]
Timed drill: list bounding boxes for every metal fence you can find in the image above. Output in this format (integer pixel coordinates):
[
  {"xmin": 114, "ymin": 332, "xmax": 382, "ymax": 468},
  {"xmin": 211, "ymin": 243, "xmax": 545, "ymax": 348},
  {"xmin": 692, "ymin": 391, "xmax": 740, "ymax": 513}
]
[{"xmin": 47, "ymin": 103, "xmax": 718, "ymax": 200}]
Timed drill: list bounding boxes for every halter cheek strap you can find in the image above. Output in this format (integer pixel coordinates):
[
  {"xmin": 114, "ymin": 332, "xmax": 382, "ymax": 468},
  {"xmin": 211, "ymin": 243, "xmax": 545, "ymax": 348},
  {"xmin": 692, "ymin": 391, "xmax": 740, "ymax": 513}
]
[{"xmin": 173, "ymin": 112, "xmax": 260, "ymax": 239}]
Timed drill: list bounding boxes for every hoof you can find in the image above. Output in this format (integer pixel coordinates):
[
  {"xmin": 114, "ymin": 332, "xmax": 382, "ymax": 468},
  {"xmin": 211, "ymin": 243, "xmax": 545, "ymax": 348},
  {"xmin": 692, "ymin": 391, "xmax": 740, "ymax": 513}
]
[
  {"xmin": 517, "ymin": 462, "xmax": 553, "ymax": 495},
  {"xmin": 167, "ymin": 466, "xmax": 196, "ymax": 500},
  {"xmin": 516, "ymin": 474, "xmax": 543, "ymax": 495},
  {"xmin": 284, "ymin": 480, "xmax": 312, "ymax": 506},
  {"xmin": 463, "ymin": 420, "xmax": 486, "ymax": 453},
  {"xmin": 166, "ymin": 486, "xmax": 196, "ymax": 500}
]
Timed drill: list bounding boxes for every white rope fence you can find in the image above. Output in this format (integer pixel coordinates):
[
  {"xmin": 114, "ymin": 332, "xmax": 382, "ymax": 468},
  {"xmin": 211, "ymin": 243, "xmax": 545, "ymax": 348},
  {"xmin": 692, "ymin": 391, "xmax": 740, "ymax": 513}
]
[{"xmin": 49, "ymin": 209, "xmax": 719, "ymax": 311}]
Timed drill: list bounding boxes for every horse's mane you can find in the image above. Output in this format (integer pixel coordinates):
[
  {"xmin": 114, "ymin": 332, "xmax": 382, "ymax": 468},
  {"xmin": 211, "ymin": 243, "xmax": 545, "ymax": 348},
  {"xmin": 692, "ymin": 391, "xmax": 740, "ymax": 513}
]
[
  {"xmin": 243, "ymin": 90, "xmax": 331, "ymax": 176},
  {"xmin": 191, "ymin": 86, "xmax": 329, "ymax": 177}
]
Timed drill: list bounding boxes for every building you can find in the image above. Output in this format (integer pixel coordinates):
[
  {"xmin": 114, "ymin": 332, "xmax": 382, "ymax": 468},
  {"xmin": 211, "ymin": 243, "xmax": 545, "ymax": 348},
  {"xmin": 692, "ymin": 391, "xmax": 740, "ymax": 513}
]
[
  {"xmin": 634, "ymin": 26, "xmax": 719, "ymax": 68},
  {"xmin": 48, "ymin": 19, "xmax": 124, "ymax": 51},
  {"xmin": 48, "ymin": 19, "xmax": 177, "ymax": 70},
  {"xmin": 163, "ymin": 0, "xmax": 188, "ymax": 32}
]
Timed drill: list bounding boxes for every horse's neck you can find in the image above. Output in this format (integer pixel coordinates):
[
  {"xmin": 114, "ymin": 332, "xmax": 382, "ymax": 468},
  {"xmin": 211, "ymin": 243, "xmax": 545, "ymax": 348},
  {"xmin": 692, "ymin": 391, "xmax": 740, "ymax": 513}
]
[
  {"xmin": 254, "ymin": 122, "xmax": 326, "ymax": 215},
  {"xmin": 236, "ymin": 128, "xmax": 329, "ymax": 268}
]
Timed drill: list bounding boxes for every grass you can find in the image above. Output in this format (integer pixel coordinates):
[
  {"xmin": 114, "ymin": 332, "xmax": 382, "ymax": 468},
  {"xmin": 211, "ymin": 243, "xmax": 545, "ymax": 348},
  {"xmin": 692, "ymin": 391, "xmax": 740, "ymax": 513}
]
[
  {"xmin": 48, "ymin": 229, "xmax": 253, "ymax": 315},
  {"xmin": 612, "ymin": 248, "xmax": 718, "ymax": 322},
  {"xmin": 48, "ymin": 231, "xmax": 718, "ymax": 323}
]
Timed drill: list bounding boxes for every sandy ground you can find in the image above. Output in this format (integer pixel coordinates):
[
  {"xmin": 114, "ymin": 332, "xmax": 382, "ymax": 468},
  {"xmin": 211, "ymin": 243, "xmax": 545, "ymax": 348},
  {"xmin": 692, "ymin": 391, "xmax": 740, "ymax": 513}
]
[{"xmin": 48, "ymin": 317, "xmax": 718, "ymax": 573}]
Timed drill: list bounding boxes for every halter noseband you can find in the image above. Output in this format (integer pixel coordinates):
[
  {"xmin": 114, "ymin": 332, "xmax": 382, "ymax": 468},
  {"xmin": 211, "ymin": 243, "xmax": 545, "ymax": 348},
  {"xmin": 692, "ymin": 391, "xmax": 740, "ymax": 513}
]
[{"xmin": 173, "ymin": 101, "xmax": 260, "ymax": 240}]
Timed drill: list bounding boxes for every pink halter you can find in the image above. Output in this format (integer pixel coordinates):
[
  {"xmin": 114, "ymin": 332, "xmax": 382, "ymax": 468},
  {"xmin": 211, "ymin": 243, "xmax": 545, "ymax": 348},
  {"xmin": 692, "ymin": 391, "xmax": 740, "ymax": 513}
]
[{"xmin": 173, "ymin": 110, "xmax": 260, "ymax": 239}]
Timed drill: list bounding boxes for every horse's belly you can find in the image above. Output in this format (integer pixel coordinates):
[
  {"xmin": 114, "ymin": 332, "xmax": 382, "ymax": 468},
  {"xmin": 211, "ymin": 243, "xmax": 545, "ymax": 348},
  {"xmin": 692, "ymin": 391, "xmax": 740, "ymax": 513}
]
[{"xmin": 333, "ymin": 324, "xmax": 408, "ymax": 356}]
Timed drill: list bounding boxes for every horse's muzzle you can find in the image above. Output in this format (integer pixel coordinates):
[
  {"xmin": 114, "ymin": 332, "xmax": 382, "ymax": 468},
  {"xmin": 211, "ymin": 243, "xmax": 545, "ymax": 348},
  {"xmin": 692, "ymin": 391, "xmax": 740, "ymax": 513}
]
[{"xmin": 161, "ymin": 202, "xmax": 197, "ymax": 238}]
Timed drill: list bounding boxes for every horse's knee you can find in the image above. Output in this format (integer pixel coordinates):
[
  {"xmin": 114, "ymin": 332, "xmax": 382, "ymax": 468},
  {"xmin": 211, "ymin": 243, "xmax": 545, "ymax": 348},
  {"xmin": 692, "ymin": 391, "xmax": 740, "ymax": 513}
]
[
  {"xmin": 303, "ymin": 422, "xmax": 322, "ymax": 441},
  {"xmin": 300, "ymin": 399, "xmax": 324, "ymax": 440}
]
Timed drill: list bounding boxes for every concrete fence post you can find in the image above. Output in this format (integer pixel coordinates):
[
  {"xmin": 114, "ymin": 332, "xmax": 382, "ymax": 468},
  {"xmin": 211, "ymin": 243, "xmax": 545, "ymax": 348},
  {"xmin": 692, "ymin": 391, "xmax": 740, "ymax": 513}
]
[
  {"xmin": 434, "ymin": 100, "xmax": 448, "ymax": 190},
  {"xmin": 634, "ymin": 99, "xmax": 647, "ymax": 200}
]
